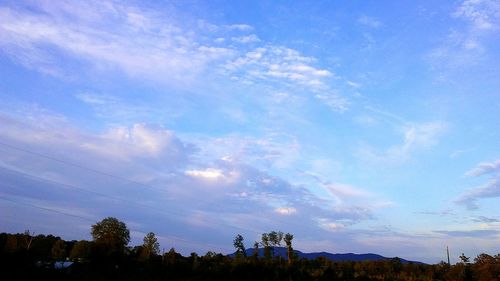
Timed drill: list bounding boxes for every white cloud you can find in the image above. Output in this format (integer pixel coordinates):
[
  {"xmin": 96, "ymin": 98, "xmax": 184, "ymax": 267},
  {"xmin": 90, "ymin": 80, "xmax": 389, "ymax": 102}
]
[
  {"xmin": 0, "ymin": 1, "xmax": 234, "ymax": 84},
  {"xmin": 231, "ymin": 34, "xmax": 260, "ymax": 43},
  {"xmin": 449, "ymin": 148, "xmax": 475, "ymax": 159},
  {"xmin": 185, "ymin": 168, "xmax": 240, "ymax": 183},
  {"xmin": 347, "ymin": 80, "xmax": 361, "ymax": 88},
  {"xmin": 187, "ymin": 132, "xmax": 302, "ymax": 170},
  {"xmin": 453, "ymin": 0, "xmax": 500, "ymax": 30},
  {"xmin": 456, "ymin": 159, "xmax": 500, "ymax": 209},
  {"xmin": 401, "ymin": 122, "xmax": 446, "ymax": 148},
  {"xmin": 358, "ymin": 15, "xmax": 382, "ymax": 28},
  {"xmin": 314, "ymin": 93, "xmax": 349, "ymax": 113},
  {"xmin": 317, "ymin": 218, "xmax": 345, "ymax": 232},
  {"xmin": 465, "ymin": 160, "xmax": 500, "ymax": 177},
  {"xmin": 0, "ymin": 1, "xmax": 349, "ymax": 113},
  {"xmin": 94, "ymin": 124, "xmax": 184, "ymax": 158},
  {"xmin": 275, "ymin": 207, "xmax": 297, "ymax": 215},
  {"xmin": 75, "ymin": 93, "xmax": 165, "ymax": 122},
  {"xmin": 225, "ymin": 24, "xmax": 254, "ymax": 31},
  {"xmin": 226, "ymin": 46, "xmax": 332, "ymax": 86},
  {"xmin": 324, "ymin": 183, "xmax": 370, "ymax": 198},
  {"xmin": 223, "ymin": 45, "xmax": 349, "ymax": 112},
  {"xmin": 186, "ymin": 168, "xmax": 224, "ymax": 180},
  {"xmin": 428, "ymin": 0, "xmax": 500, "ymax": 73},
  {"xmin": 358, "ymin": 121, "xmax": 448, "ymax": 164}
]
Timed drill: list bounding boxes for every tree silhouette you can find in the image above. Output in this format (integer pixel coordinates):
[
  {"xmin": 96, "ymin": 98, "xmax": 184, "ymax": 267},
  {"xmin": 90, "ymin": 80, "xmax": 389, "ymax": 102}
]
[
  {"xmin": 253, "ymin": 241, "xmax": 259, "ymax": 259},
  {"xmin": 261, "ymin": 233, "xmax": 271, "ymax": 260},
  {"xmin": 267, "ymin": 231, "xmax": 283, "ymax": 260},
  {"xmin": 459, "ymin": 253, "xmax": 470, "ymax": 263},
  {"xmin": 142, "ymin": 232, "xmax": 160, "ymax": 258},
  {"xmin": 233, "ymin": 234, "xmax": 246, "ymax": 258},
  {"xmin": 91, "ymin": 217, "xmax": 130, "ymax": 253},
  {"xmin": 284, "ymin": 233, "xmax": 294, "ymax": 264},
  {"xmin": 51, "ymin": 239, "xmax": 67, "ymax": 261},
  {"xmin": 70, "ymin": 240, "xmax": 92, "ymax": 261}
]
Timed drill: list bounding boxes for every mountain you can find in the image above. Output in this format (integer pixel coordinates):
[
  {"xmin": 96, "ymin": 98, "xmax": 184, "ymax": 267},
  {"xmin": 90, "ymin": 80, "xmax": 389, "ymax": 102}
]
[{"xmin": 229, "ymin": 247, "xmax": 422, "ymax": 264}]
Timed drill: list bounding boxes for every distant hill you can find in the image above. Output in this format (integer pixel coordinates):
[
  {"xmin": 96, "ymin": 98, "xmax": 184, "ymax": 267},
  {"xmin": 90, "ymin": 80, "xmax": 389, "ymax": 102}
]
[{"xmin": 229, "ymin": 247, "xmax": 422, "ymax": 264}]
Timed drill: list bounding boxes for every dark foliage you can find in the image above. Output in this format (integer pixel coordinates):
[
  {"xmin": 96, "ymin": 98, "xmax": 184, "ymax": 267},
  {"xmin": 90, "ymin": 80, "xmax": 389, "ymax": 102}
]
[{"xmin": 1, "ymin": 226, "xmax": 499, "ymax": 281}]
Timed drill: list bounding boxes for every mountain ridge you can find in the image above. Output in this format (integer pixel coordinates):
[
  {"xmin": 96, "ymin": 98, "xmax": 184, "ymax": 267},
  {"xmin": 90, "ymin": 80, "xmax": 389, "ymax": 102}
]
[{"xmin": 229, "ymin": 247, "xmax": 423, "ymax": 264}]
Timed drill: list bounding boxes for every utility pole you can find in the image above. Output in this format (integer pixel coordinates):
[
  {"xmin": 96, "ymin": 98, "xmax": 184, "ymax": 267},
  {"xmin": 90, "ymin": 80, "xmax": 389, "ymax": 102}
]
[{"xmin": 446, "ymin": 246, "xmax": 450, "ymax": 266}]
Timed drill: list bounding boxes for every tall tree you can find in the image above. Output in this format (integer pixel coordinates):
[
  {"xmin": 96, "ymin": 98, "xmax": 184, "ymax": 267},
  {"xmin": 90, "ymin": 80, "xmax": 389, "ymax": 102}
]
[
  {"xmin": 267, "ymin": 231, "xmax": 283, "ymax": 259},
  {"xmin": 284, "ymin": 233, "xmax": 294, "ymax": 264},
  {"xmin": 253, "ymin": 241, "xmax": 259, "ymax": 259},
  {"xmin": 233, "ymin": 234, "xmax": 246, "ymax": 258},
  {"xmin": 91, "ymin": 217, "xmax": 130, "ymax": 253},
  {"xmin": 261, "ymin": 233, "xmax": 271, "ymax": 260},
  {"xmin": 270, "ymin": 231, "xmax": 283, "ymax": 247},
  {"xmin": 142, "ymin": 232, "xmax": 160, "ymax": 257}
]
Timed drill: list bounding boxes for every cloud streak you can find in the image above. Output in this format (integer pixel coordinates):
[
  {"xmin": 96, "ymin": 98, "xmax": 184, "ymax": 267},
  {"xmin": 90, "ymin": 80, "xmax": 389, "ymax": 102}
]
[
  {"xmin": 456, "ymin": 159, "xmax": 500, "ymax": 210},
  {"xmin": 0, "ymin": 1, "xmax": 233, "ymax": 84},
  {"xmin": 358, "ymin": 121, "xmax": 447, "ymax": 165},
  {"xmin": 0, "ymin": 0, "xmax": 349, "ymax": 113}
]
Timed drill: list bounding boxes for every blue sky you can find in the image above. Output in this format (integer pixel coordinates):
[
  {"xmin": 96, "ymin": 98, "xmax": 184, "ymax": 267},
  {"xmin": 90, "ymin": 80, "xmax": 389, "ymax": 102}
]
[{"xmin": 0, "ymin": 0, "xmax": 499, "ymax": 263}]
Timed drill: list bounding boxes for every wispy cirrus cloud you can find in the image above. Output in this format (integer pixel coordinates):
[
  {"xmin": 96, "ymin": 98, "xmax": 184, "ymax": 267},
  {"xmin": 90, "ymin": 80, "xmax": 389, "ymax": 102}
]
[
  {"xmin": 0, "ymin": 1, "xmax": 234, "ymax": 84},
  {"xmin": 471, "ymin": 216, "xmax": 500, "ymax": 223},
  {"xmin": 358, "ymin": 121, "xmax": 448, "ymax": 165},
  {"xmin": 231, "ymin": 34, "xmax": 260, "ymax": 44},
  {"xmin": 465, "ymin": 160, "xmax": 500, "ymax": 177},
  {"xmin": 456, "ymin": 159, "xmax": 500, "ymax": 210},
  {"xmin": 225, "ymin": 24, "xmax": 254, "ymax": 31},
  {"xmin": 224, "ymin": 46, "xmax": 348, "ymax": 112},
  {"xmin": 225, "ymin": 46, "xmax": 333, "ymax": 87},
  {"xmin": 427, "ymin": 0, "xmax": 500, "ymax": 73},
  {"xmin": 434, "ymin": 229, "xmax": 499, "ymax": 238},
  {"xmin": 0, "ymin": 0, "xmax": 350, "ymax": 113},
  {"xmin": 358, "ymin": 15, "xmax": 382, "ymax": 28},
  {"xmin": 453, "ymin": 0, "xmax": 500, "ymax": 30}
]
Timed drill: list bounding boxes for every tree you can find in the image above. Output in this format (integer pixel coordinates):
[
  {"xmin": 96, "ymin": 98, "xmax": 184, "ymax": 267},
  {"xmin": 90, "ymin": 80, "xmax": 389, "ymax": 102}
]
[
  {"xmin": 474, "ymin": 253, "xmax": 498, "ymax": 281},
  {"xmin": 4, "ymin": 235, "xmax": 18, "ymax": 253},
  {"xmin": 51, "ymin": 240, "xmax": 67, "ymax": 261},
  {"xmin": 91, "ymin": 217, "xmax": 130, "ymax": 252},
  {"xmin": 142, "ymin": 232, "xmax": 160, "ymax": 258},
  {"xmin": 261, "ymin": 233, "xmax": 271, "ymax": 260},
  {"xmin": 70, "ymin": 240, "xmax": 92, "ymax": 261},
  {"xmin": 253, "ymin": 241, "xmax": 259, "ymax": 259},
  {"xmin": 284, "ymin": 233, "xmax": 294, "ymax": 264},
  {"xmin": 164, "ymin": 248, "xmax": 177, "ymax": 265},
  {"xmin": 233, "ymin": 234, "xmax": 246, "ymax": 258},
  {"xmin": 23, "ymin": 230, "xmax": 35, "ymax": 250},
  {"xmin": 268, "ymin": 231, "xmax": 283, "ymax": 247},
  {"xmin": 459, "ymin": 253, "xmax": 473, "ymax": 281},
  {"xmin": 267, "ymin": 231, "xmax": 283, "ymax": 259},
  {"xmin": 459, "ymin": 253, "xmax": 470, "ymax": 264}
]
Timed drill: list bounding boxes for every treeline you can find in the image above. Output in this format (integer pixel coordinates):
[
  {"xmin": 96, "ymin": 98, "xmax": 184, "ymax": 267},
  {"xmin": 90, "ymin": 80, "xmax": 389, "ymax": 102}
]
[{"xmin": 1, "ymin": 217, "xmax": 499, "ymax": 281}]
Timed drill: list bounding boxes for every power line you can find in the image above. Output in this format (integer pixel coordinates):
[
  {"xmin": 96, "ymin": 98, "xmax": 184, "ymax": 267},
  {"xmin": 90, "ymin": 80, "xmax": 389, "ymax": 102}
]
[
  {"xmin": 0, "ymin": 166, "xmax": 264, "ymax": 237},
  {"xmin": 0, "ymin": 166, "xmax": 191, "ymax": 223},
  {"xmin": 0, "ymin": 140, "xmax": 311, "ymax": 234},
  {"xmin": 0, "ymin": 194, "xmax": 233, "ymax": 252},
  {"xmin": 0, "ymin": 194, "xmax": 95, "ymax": 222},
  {"xmin": 0, "ymin": 141, "xmax": 159, "ymax": 191}
]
